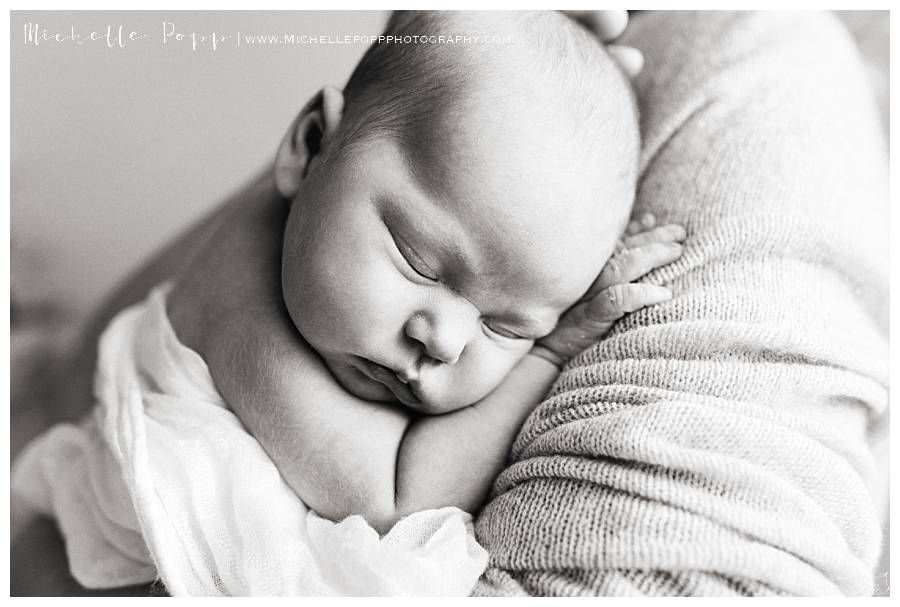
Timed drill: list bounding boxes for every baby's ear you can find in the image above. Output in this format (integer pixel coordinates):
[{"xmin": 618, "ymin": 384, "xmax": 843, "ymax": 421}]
[{"xmin": 275, "ymin": 86, "xmax": 345, "ymax": 199}]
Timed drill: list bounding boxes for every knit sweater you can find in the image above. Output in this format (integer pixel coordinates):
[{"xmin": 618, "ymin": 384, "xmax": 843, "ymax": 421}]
[{"xmin": 472, "ymin": 11, "xmax": 888, "ymax": 597}]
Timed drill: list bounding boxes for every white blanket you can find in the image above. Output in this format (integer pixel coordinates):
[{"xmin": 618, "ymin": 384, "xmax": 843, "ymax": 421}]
[{"xmin": 11, "ymin": 283, "xmax": 488, "ymax": 596}]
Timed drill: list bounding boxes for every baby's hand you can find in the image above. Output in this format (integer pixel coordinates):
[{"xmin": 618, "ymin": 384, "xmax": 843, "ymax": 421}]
[
  {"xmin": 562, "ymin": 10, "xmax": 644, "ymax": 78},
  {"xmin": 532, "ymin": 212, "xmax": 686, "ymax": 368}
]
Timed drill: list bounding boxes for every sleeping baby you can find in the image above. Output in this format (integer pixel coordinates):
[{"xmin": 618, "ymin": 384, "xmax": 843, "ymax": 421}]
[{"xmin": 12, "ymin": 11, "xmax": 685, "ymax": 596}]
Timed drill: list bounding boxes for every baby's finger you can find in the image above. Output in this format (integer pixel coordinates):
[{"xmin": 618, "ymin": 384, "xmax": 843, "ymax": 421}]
[
  {"xmin": 623, "ymin": 224, "xmax": 687, "ymax": 249},
  {"xmin": 640, "ymin": 212, "xmax": 657, "ymax": 230},
  {"xmin": 625, "ymin": 211, "xmax": 656, "ymax": 235},
  {"xmin": 564, "ymin": 10, "xmax": 629, "ymax": 42},
  {"xmin": 598, "ymin": 241, "xmax": 683, "ymax": 286},
  {"xmin": 608, "ymin": 45, "xmax": 644, "ymax": 78},
  {"xmin": 586, "ymin": 283, "xmax": 673, "ymax": 324}
]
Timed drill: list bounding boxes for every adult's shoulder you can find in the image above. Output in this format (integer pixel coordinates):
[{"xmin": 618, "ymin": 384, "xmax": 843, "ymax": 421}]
[
  {"xmin": 619, "ymin": 10, "xmax": 887, "ymax": 319},
  {"xmin": 622, "ymin": 11, "xmax": 880, "ymax": 178}
]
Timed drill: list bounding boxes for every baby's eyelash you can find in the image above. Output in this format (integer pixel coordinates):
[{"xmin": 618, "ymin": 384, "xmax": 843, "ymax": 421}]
[
  {"xmin": 391, "ymin": 231, "xmax": 438, "ymax": 281},
  {"xmin": 483, "ymin": 320, "xmax": 524, "ymax": 340}
]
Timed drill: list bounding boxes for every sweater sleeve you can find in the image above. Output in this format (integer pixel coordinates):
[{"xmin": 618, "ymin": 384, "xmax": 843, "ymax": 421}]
[{"xmin": 472, "ymin": 11, "xmax": 888, "ymax": 596}]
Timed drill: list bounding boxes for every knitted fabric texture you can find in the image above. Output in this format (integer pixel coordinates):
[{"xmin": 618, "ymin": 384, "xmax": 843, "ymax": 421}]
[{"xmin": 472, "ymin": 11, "xmax": 888, "ymax": 597}]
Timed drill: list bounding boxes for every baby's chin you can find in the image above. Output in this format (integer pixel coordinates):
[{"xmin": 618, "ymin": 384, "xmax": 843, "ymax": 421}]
[{"xmin": 403, "ymin": 391, "xmax": 478, "ymax": 415}]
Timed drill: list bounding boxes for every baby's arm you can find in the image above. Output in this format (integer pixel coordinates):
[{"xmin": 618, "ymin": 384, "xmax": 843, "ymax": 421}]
[
  {"xmin": 170, "ymin": 195, "xmax": 681, "ymax": 533},
  {"xmin": 167, "ymin": 183, "xmax": 413, "ymax": 522}
]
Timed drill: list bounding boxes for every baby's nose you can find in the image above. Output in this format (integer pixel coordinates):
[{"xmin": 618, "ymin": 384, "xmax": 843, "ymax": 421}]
[
  {"xmin": 420, "ymin": 322, "xmax": 466, "ymax": 365},
  {"xmin": 428, "ymin": 344, "xmax": 461, "ymax": 366},
  {"xmin": 404, "ymin": 308, "xmax": 471, "ymax": 366}
]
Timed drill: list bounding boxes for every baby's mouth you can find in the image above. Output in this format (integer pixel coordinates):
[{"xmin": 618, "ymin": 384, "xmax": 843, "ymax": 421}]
[{"xmin": 357, "ymin": 357, "xmax": 421, "ymax": 408}]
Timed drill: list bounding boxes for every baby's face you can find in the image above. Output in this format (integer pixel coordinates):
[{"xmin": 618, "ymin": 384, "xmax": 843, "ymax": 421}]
[{"xmin": 282, "ymin": 101, "xmax": 625, "ymax": 414}]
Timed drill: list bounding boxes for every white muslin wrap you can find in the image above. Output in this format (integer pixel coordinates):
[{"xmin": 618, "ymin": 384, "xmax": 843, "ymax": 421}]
[{"xmin": 11, "ymin": 284, "xmax": 489, "ymax": 596}]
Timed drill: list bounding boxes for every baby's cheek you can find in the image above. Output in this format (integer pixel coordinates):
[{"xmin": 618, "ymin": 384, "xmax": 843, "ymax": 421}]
[
  {"xmin": 453, "ymin": 341, "xmax": 530, "ymax": 402},
  {"xmin": 420, "ymin": 342, "xmax": 527, "ymax": 413}
]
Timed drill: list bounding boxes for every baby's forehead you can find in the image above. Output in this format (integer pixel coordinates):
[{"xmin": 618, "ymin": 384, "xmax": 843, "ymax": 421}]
[
  {"xmin": 402, "ymin": 89, "xmax": 625, "ymax": 228},
  {"xmin": 406, "ymin": 95, "xmax": 616, "ymax": 219}
]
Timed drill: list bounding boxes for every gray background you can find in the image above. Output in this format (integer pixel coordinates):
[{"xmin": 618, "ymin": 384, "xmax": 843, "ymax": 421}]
[{"xmin": 12, "ymin": 11, "xmax": 387, "ymax": 317}]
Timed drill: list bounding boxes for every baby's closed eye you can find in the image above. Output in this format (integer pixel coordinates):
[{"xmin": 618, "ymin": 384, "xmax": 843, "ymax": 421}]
[
  {"xmin": 390, "ymin": 228, "xmax": 439, "ymax": 283},
  {"xmin": 482, "ymin": 319, "xmax": 529, "ymax": 340}
]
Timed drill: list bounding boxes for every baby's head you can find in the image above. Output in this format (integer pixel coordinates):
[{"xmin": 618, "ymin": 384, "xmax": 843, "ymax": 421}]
[{"xmin": 277, "ymin": 11, "xmax": 638, "ymax": 413}]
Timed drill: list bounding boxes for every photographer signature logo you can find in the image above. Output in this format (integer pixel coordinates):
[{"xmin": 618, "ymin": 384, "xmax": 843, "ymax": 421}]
[{"xmin": 22, "ymin": 22, "xmax": 511, "ymax": 51}]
